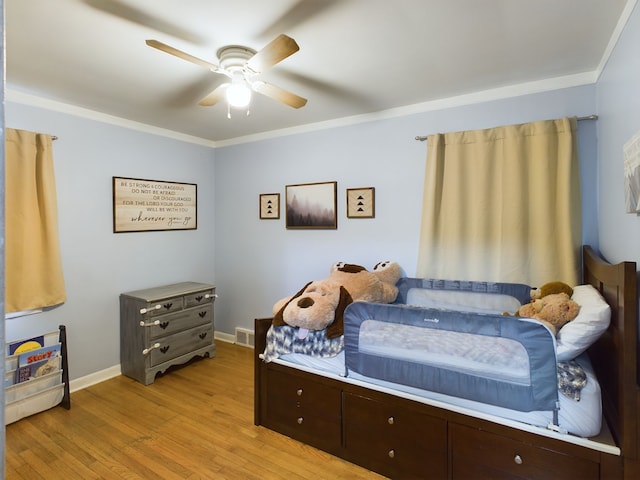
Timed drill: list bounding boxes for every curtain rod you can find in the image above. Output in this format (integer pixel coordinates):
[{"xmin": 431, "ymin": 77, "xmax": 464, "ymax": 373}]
[{"xmin": 414, "ymin": 114, "xmax": 599, "ymax": 141}]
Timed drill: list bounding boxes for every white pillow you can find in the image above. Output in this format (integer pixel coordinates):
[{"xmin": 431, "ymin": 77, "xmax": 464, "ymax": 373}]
[{"xmin": 555, "ymin": 284, "xmax": 611, "ymax": 361}]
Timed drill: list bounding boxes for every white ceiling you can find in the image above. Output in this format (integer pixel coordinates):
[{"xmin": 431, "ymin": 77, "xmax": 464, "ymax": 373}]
[{"xmin": 6, "ymin": 0, "xmax": 634, "ymax": 145}]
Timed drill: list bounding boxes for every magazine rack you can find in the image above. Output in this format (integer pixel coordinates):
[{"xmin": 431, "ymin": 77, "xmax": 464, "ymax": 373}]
[{"xmin": 4, "ymin": 325, "xmax": 70, "ymax": 424}]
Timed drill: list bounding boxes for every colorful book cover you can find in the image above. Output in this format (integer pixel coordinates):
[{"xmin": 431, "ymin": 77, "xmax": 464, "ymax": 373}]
[
  {"xmin": 17, "ymin": 344, "xmax": 61, "ymax": 367},
  {"xmin": 7, "ymin": 335, "xmax": 44, "ymax": 356},
  {"xmin": 14, "ymin": 357, "xmax": 59, "ymax": 384}
]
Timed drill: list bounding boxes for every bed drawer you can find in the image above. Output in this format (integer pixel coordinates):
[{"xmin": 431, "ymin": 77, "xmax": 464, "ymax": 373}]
[
  {"xmin": 264, "ymin": 368, "xmax": 342, "ymax": 452},
  {"xmin": 343, "ymin": 392, "xmax": 447, "ymax": 480},
  {"xmin": 450, "ymin": 423, "xmax": 600, "ymax": 480}
]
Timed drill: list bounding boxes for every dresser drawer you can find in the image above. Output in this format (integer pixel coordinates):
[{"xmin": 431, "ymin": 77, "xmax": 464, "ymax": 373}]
[
  {"xmin": 148, "ymin": 324, "xmax": 213, "ymax": 366},
  {"xmin": 450, "ymin": 423, "xmax": 599, "ymax": 480},
  {"xmin": 146, "ymin": 305, "xmax": 212, "ymax": 339},
  {"xmin": 184, "ymin": 289, "xmax": 215, "ymax": 308},
  {"xmin": 264, "ymin": 368, "xmax": 341, "ymax": 452},
  {"xmin": 343, "ymin": 392, "xmax": 447, "ymax": 480},
  {"xmin": 141, "ymin": 298, "xmax": 184, "ymax": 317}
]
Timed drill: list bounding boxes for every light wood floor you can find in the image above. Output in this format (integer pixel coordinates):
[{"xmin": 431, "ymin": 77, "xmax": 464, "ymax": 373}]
[{"xmin": 5, "ymin": 341, "xmax": 385, "ymax": 479}]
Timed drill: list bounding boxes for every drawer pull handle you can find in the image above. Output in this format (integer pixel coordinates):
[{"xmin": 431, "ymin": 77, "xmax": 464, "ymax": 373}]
[
  {"xmin": 163, "ymin": 303, "xmax": 173, "ymax": 310},
  {"xmin": 205, "ymin": 293, "xmax": 218, "ymax": 299},
  {"xmin": 388, "ymin": 416, "xmax": 394, "ymax": 425},
  {"xmin": 142, "ymin": 343, "xmax": 161, "ymax": 355},
  {"xmin": 296, "ymin": 388, "xmax": 303, "ymax": 396},
  {"xmin": 388, "ymin": 449, "xmax": 395, "ymax": 459},
  {"xmin": 297, "ymin": 417, "xmax": 304, "ymax": 424},
  {"xmin": 199, "ymin": 311, "xmax": 208, "ymax": 318},
  {"xmin": 139, "ymin": 319, "xmax": 160, "ymax": 327},
  {"xmin": 199, "ymin": 332, "xmax": 208, "ymax": 340},
  {"xmin": 514, "ymin": 454, "xmax": 523, "ymax": 465},
  {"xmin": 140, "ymin": 305, "xmax": 161, "ymax": 315}
]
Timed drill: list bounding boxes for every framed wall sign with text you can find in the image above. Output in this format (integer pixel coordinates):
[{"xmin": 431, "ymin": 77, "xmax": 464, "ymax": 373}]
[{"xmin": 113, "ymin": 176, "xmax": 197, "ymax": 233}]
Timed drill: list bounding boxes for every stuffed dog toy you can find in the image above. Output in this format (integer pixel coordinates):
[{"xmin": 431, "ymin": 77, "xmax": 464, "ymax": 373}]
[{"xmin": 272, "ymin": 261, "xmax": 402, "ymax": 339}]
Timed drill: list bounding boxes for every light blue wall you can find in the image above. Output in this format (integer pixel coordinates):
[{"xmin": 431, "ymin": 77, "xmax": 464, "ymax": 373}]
[
  {"xmin": 5, "ymin": 85, "xmax": 600, "ymax": 381},
  {"xmin": 214, "ymin": 85, "xmax": 598, "ymax": 334},
  {"xmin": 5, "ymin": 104, "xmax": 215, "ymax": 379},
  {"xmin": 596, "ymin": 3, "xmax": 640, "ymax": 264},
  {"xmin": 10, "ymin": 34, "xmax": 634, "ymax": 380}
]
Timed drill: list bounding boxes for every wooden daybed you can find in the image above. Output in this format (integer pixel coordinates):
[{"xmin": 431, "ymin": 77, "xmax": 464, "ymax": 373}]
[{"xmin": 254, "ymin": 246, "xmax": 639, "ymax": 479}]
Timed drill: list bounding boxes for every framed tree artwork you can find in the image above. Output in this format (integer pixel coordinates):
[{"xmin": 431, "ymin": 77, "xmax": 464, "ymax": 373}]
[{"xmin": 285, "ymin": 181, "xmax": 337, "ymax": 229}]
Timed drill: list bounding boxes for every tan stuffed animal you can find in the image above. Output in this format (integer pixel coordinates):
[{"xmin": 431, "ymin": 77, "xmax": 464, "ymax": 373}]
[
  {"xmin": 517, "ymin": 292, "xmax": 580, "ymax": 336},
  {"xmin": 272, "ymin": 261, "xmax": 402, "ymax": 339},
  {"xmin": 328, "ymin": 261, "xmax": 401, "ymax": 304},
  {"xmin": 530, "ymin": 281, "xmax": 573, "ymax": 300}
]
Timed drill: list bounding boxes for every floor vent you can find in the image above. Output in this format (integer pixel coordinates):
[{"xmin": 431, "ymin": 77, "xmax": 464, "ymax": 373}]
[{"xmin": 235, "ymin": 327, "xmax": 255, "ymax": 348}]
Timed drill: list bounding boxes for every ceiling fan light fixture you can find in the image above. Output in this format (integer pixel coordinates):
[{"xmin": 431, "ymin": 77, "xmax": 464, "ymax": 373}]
[
  {"xmin": 226, "ymin": 80, "xmax": 252, "ymax": 108},
  {"xmin": 146, "ymin": 35, "xmax": 307, "ymax": 112}
]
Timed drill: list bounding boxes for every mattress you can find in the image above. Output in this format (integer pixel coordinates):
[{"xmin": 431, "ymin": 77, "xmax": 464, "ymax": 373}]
[{"xmin": 274, "ymin": 351, "xmax": 601, "ymax": 438}]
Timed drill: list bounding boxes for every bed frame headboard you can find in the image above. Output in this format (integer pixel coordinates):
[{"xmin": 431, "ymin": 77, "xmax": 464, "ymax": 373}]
[{"xmin": 583, "ymin": 245, "xmax": 639, "ymax": 474}]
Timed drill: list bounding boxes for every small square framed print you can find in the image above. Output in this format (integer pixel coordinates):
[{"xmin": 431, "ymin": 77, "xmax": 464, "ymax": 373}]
[
  {"xmin": 347, "ymin": 187, "xmax": 375, "ymax": 218},
  {"xmin": 260, "ymin": 193, "xmax": 280, "ymax": 219}
]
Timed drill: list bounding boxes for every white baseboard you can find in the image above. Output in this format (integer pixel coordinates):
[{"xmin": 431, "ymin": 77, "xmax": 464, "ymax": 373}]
[
  {"xmin": 69, "ymin": 365, "xmax": 121, "ymax": 393},
  {"xmin": 68, "ymin": 332, "xmax": 238, "ymax": 393},
  {"xmin": 215, "ymin": 331, "xmax": 235, "ymax": 343}
]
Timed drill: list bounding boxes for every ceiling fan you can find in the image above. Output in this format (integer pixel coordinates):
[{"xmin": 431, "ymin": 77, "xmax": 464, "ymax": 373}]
[{"xmin": 146, "ymin": 34, "xmax": 308, "ymax": 115}]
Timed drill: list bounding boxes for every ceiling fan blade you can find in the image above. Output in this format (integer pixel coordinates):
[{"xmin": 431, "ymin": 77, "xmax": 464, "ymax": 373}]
[
  {"xmin": 146, "ymin": 39, "xmax": 221, "ymax": 72},
  {"xmin": 247, "ymin": 34, "xmax": 300, "ymax": 74},
  {"xmin": 198, "ymin": 84, "xmax": 229, "ymax": 107},
  {"xmin": 253, "ymin": 81, "xmax": 307, "ymax": 109}
]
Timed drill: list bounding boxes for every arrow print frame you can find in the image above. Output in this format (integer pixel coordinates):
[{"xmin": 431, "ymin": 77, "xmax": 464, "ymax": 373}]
[
  {"xmin": 346, "ymin": 187, "xmax": 375, "ymax": 218},
  {"xmin": 260, "ymin": 193, "xmax": 280, "ymax": 219}
]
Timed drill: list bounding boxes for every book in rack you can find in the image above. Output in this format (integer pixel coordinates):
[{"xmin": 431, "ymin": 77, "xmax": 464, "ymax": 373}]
[{"xmin": 4, "ymin": 325, "xmax": 70, "ymax": 424}]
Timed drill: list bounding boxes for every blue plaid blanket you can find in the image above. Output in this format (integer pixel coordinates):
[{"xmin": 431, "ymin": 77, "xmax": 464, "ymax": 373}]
[{"xmin": 261, "ymin": 325, "xmax": 343, "ymax": 363}]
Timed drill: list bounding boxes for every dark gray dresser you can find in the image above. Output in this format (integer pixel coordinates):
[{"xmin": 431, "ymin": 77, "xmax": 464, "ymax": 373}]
[{"xmin": 120, "ymin": 282, "xmax": 216, "ymax": 385}]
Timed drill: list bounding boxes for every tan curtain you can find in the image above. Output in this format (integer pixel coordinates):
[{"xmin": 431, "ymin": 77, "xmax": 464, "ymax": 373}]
[
  {"xmin": 416, "ymin": 117, "xmax": 581, "ymax": 286},
  {"xmin": 5, "ymin": 128, "xmax": 66, "ymax": 313}
]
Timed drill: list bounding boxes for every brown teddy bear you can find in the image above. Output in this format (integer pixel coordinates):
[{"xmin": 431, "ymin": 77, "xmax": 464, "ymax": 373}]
[
  {"xmin": 272, "ymin": 261, "xmax": 402, "ymax": 339},
  {"xmin": 516, "ymin": 292, "xmax": 580, "ymax": 336},
  {"xmin": 530, "ymin": 281, "xmax": 573, "ymax": 300}
]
